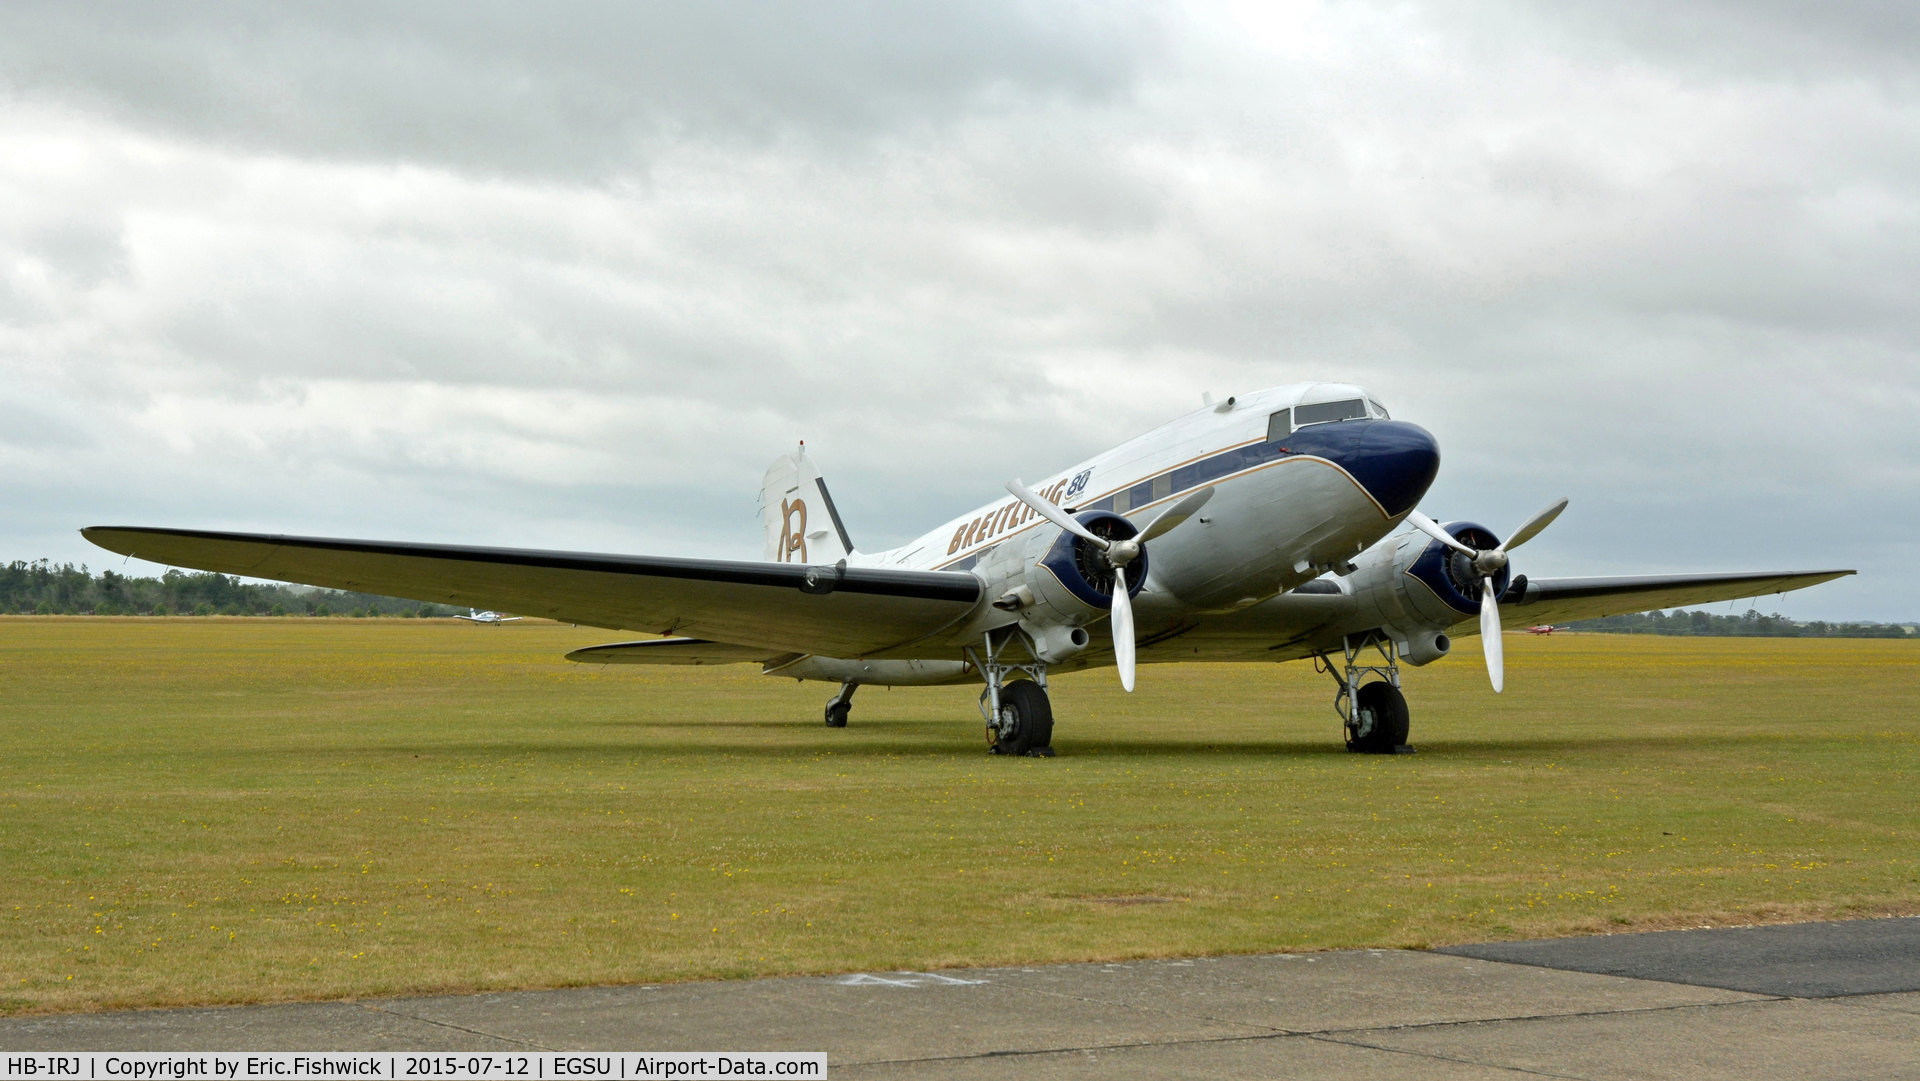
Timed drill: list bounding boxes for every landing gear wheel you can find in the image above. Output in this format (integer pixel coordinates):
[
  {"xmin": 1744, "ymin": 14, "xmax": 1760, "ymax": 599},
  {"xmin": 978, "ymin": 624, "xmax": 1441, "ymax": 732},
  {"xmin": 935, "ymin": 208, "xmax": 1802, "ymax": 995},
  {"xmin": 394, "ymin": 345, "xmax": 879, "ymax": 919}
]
[
  {"xmin": 823, "ymin": 682, "xmax": 857, "ymax": 728},
  {"xmin": 989, "ymin": 680, "xmax": 1054, "ymax": 757},
  {"xmin": 1346, "ymin": 681, "xmax": 1410, "ymax": 754}
]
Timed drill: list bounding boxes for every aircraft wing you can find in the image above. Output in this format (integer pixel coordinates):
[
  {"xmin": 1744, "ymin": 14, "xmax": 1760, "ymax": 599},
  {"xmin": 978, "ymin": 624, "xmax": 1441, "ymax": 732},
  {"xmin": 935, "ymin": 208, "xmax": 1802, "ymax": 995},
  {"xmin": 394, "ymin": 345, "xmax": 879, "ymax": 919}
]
[
  {"xmin": 81, "ymin": 527, "xmax": 983, "ymax": 657},
  {"xmin": 1115, "ymin": 569, "xmax": 1855, "ymax": 664},
  {"xmin": 1493, "ymin": 569, "xmax": 1856, "ymax": 630}
]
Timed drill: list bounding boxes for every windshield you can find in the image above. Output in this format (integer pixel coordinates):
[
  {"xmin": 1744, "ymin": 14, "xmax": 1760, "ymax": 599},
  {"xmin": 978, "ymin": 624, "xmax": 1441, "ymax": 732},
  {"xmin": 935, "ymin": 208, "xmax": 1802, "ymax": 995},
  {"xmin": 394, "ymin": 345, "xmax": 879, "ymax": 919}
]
[{"xmin": 1292, "ymin": 398, "xmax": 1367, "ymax": 427}]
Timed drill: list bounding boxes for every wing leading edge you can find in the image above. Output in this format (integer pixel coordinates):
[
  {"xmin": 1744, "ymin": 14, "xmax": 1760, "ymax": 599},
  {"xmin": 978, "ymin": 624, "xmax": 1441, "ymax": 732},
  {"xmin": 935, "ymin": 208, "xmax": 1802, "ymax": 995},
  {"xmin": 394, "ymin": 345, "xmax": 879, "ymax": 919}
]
[{"xmin": 81, "ymin": 527, "xmax": 982, "ymax": 658}]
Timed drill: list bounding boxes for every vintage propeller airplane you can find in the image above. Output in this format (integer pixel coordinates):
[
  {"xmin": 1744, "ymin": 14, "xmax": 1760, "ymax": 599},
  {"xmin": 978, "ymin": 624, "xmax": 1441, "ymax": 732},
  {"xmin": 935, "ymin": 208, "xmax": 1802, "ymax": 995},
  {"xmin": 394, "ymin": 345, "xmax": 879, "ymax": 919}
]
[
  {"xmin": 84, "ymin": 382, "xmax": 1851, "ymax": 756},
  {"xmin": 453, "ymin": 608, "xmax": 523, "ymax": 625}
]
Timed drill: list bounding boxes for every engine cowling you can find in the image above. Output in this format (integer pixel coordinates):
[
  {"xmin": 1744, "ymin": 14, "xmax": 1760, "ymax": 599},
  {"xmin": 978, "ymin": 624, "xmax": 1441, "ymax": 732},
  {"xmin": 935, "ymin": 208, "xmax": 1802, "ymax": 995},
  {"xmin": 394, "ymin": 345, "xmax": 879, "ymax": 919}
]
[
  {"xmin": 1009, "ymin": 510, "xmax": 1148, "ymax": 632},
  {"xmin": 1345, "ymin": 520, "xmax": 1515, "ymax": 666}
]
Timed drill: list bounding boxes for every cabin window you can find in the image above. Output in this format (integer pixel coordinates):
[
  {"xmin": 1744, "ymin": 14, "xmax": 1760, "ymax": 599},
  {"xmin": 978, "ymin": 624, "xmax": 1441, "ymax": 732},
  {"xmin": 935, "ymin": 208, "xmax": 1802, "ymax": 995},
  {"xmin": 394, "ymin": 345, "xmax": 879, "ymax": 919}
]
[
  {"xmin": 1152, "ymin": 475, "xmax": 1172, "ymax": 501},
  {"xmin": 1112, "ymin": 489, "xmax": 1130, "ymax": 513},
  {"xmin": 1293, "ymin": 398, "xmax": 1367, "ymax": 427},
  {"xmin": 1266, "ymin": 409, "xmax": 1291, "ymax": 441}
]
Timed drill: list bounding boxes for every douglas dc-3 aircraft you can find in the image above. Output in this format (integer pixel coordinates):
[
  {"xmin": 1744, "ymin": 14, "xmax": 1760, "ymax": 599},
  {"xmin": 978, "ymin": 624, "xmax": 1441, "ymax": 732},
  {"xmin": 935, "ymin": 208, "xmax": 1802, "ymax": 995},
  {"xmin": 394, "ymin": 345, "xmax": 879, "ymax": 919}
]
[{"xmin": 84, "ymin": 383, "xmax": 1851, "ymax": 756}]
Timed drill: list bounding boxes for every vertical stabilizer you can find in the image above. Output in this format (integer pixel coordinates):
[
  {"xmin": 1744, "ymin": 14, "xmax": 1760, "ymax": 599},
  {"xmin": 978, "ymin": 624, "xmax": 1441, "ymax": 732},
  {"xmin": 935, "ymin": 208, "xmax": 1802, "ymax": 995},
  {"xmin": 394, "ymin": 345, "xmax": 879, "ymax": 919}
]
[{"xmin": 762, "ymin": 443, "xmax": 855, "ymax": 564}]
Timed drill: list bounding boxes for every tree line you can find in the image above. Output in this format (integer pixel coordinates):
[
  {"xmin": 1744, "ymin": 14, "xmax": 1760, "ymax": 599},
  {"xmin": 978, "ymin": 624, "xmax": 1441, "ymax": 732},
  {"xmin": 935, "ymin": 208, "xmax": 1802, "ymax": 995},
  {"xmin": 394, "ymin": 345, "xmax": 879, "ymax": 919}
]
[
  {"xmin": 1566, "ymin": 607, "xmax": 1912, "ymax": 638},
  {"xmin": 1, "ymin": 560, "xmax": 463, "ymax": 618}
]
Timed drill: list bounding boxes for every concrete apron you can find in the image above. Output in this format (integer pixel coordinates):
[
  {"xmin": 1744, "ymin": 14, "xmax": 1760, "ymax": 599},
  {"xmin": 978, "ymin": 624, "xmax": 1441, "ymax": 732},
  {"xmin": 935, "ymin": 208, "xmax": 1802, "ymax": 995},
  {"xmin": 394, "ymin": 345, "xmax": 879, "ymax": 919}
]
[{"xmin": 4, "ymin": 918, "xmax": 1917, "ymax": 1080}]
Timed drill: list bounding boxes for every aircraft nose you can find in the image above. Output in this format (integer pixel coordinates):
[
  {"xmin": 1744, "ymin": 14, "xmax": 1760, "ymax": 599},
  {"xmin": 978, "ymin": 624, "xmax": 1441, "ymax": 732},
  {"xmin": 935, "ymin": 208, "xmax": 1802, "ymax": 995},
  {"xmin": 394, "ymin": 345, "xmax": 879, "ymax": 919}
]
[{"xmin": 1331, "ymin": 420, "xmax": 1441, "ymax": 518}]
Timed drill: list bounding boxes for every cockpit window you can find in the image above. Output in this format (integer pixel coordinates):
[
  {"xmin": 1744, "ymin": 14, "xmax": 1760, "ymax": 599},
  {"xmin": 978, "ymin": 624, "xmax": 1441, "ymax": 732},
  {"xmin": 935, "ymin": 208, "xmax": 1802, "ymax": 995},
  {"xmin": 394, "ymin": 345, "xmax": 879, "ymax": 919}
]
[
  {"xmin": 1366, "ymin": 399, "xmax": 1389, "ymax": 419},
  {"xmin": 1266, "ymin": 408, "xmax": 1291, "ymax": 442},
  {"xmin": 1293, "ymin": 398, "xmax": 1367, "ymax": 427}
]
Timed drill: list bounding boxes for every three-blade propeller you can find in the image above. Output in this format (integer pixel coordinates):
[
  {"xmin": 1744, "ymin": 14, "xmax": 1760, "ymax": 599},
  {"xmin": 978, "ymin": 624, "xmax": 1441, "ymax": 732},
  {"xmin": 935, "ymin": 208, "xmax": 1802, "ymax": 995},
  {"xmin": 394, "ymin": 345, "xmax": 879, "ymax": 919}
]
[
  {"xmin": 1402, "ymin": 498, "xmax": 1568, "ymax": 693},
  {"xmin": 1005, "ymin": 480, "xmax": 1214, "ymax": 692}
]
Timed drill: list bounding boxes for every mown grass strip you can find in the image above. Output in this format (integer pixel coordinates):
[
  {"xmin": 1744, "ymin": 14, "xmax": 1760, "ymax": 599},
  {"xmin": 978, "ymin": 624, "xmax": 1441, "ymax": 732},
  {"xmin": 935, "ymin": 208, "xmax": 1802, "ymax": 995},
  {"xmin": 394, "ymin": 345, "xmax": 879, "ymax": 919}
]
[{"xmin": 1, "ymin": 617, "xmax": 1914, "ymax": 1014}]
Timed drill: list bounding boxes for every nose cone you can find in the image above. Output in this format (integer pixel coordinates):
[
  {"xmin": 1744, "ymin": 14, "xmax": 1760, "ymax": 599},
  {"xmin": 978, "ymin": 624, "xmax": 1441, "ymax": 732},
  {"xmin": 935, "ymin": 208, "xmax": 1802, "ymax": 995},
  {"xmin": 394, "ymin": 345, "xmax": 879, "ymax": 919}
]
[
  {"xmin": 1350, "ymin": 420, "xmax": 1440, "ymax": 516},
  {"xmin": 1298, "ymin": 419, "xmax": 1439, "ymax": 518}
]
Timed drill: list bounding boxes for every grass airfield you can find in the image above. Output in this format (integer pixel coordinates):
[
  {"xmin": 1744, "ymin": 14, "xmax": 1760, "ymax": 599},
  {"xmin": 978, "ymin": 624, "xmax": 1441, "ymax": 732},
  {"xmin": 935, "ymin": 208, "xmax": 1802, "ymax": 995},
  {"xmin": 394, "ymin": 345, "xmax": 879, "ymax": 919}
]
[{"xmin": 1, "ymin": 617, "xmax": 1914, "ymax": 1015}]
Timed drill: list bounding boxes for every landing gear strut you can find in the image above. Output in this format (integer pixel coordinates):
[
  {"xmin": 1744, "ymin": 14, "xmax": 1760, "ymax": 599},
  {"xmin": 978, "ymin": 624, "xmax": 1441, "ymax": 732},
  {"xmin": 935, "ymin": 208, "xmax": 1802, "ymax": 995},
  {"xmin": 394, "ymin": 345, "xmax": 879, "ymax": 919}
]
[
  {"xmin": 965, "ymin": 629, "xmax": 1056, "ymax": 757},
  {"xmin": 1316, "ymin": 632, "xmax": 1413, "ymax": 755},
  {"xmin": 824, "ymin": 681, "xmax": 857, "ymax": 728}
]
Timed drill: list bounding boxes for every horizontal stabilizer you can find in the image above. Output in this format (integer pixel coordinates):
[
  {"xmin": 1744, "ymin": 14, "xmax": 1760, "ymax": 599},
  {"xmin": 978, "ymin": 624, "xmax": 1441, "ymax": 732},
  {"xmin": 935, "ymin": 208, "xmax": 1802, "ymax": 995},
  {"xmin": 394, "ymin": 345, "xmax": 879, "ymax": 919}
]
[{"xmin": 567, "ymin": 638, "xmax": 776, "ymax": 666}]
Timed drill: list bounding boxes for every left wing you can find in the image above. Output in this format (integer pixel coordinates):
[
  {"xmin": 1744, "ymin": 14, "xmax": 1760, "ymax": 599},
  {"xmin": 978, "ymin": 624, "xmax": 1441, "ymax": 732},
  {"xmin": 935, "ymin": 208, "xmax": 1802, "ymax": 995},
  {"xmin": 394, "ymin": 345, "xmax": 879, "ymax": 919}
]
[
  {"xmin": 1123, "ymin": 569, "xmax": 1855, "ymax": 665},
  {"xmin": 81, "ymin": 527, "xmax": 982, "ymax": 658},
  {"xmin": 1495, "ymin": 569, "xmax": 1855, "ymax": 629}
]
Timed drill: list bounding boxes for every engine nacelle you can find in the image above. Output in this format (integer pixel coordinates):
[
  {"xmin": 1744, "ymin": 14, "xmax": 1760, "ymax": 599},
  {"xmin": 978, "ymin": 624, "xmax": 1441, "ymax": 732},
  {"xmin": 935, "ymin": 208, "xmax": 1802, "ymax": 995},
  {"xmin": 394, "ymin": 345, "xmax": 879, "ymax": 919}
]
[
  {"xmin": 1345, "ymin": 520, "xmax": 1512, "ymax": 665},
  {"xmin": 1021, "ymin": 510, "xmax": 1147, "ymax": 627},
  {"xmin": 970, "ymin": 510, "xmax": 1148, "ymax": 645}
]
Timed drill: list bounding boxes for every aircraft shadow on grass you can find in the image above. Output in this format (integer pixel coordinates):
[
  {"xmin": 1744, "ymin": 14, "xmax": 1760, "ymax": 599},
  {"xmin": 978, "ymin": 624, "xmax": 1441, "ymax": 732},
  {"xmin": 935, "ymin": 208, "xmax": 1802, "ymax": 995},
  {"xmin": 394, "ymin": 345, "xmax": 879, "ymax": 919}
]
[{"xmin": 343, "ymin": 726, "xmax": 1806, "ymax": 762}]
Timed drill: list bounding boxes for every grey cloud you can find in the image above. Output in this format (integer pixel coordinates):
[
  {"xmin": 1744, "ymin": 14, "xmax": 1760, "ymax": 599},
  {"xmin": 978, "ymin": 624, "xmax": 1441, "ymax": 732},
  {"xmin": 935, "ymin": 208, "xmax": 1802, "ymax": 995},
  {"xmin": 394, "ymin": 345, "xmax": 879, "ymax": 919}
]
[
  {"xmin": 3, "ymin": 3, "xmax": 1916, "ymax": 622},
  {"xmin": 1524, "ymin": 0, "xmax": 1920, "ymax": 84},
  {"xmin": 0, "ymin": 400, "xmax": 94, "ymax": 450},
  {"xmin": 0, "ymin": 1, "xmax": 1162, "ymax": 179}
]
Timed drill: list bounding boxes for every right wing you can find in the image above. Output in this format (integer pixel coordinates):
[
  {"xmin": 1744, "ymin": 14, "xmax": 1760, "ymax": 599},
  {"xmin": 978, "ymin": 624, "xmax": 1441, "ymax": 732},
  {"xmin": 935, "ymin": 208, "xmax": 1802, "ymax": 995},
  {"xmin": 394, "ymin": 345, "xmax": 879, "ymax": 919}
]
[{"xmin": 82, "ymin": 527, "xmax": 982, "ymax": 658}]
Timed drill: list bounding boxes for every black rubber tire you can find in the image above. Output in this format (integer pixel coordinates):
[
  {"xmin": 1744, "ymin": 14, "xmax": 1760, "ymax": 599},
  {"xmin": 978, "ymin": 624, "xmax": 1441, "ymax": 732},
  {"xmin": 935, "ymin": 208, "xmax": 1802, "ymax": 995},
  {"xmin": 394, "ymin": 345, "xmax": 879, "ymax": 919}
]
[
  {"xmin": 993, "ymin": 680, "xmax": 1054, "ymax": 756},
  {"xmin": 824, "ymin": 702, "xmax": 849, "ymax": 728},
  {"xmin": 1346, "ymin": 681, "xmax": 1410, "ymax": 754}
]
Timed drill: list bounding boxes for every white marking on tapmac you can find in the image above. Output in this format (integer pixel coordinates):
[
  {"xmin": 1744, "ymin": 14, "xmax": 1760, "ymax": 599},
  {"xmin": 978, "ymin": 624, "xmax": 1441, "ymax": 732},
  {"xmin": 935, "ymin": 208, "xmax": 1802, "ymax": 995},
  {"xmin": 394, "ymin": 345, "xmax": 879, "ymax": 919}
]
[{"xmin": 836, "ymin": 972, "xmax": 987, "ymax": 987}]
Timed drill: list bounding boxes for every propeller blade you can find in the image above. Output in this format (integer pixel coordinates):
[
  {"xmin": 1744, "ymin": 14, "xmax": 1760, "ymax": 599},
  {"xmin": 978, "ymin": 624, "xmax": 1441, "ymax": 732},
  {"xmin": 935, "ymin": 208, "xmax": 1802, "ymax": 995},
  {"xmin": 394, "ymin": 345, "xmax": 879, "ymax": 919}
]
[
  {"xmin": 1405, "ymin": 509, "xmax": 1477, "ymax": 556},
  {"xmin": 1111, "ymin": 563, "xmax": 1136, "ymax": 692},
  {"xmin": 1006, "ymin": 478, "xmax": 1109, "ymax": 550},
  {"xmin": 1499, "ymin": 497, "xmax": 1568, "ymax": 554},
  {"xmin": 1480, "ymin": 577, "xmax": 1504, "ymax": 693},
  {"xmin": 1137, "ymin": 486, "xmax": 1215, "ymax": 543}
]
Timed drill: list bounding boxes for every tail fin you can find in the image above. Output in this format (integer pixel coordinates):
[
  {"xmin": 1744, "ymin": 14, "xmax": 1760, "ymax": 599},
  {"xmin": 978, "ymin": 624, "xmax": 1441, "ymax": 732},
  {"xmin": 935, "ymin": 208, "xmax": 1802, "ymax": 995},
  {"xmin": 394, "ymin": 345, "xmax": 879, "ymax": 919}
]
[{"xmin": 762, "ymin": 442, "xmax": 855, "ymax": 564}]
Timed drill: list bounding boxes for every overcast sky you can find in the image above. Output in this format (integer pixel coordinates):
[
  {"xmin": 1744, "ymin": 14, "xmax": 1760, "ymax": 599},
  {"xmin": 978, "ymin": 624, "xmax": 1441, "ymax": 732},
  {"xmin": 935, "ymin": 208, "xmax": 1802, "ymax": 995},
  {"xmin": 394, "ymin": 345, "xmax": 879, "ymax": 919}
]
[{"xmin": 3, "ymin": 1, "xmax": 1916, "ymax": 620}]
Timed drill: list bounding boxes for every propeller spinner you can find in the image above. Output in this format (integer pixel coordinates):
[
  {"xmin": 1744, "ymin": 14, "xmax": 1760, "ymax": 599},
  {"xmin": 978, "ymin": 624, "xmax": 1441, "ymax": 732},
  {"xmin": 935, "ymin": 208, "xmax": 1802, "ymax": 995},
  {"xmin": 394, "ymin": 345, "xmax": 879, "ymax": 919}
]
[
  {"xmin": 1005, "ymin": 480, "xmax": 1214, "ymax": 692},
  {"xmin": 1403, "ymin": 498, "xmax": 1567, "ymax": 692}
]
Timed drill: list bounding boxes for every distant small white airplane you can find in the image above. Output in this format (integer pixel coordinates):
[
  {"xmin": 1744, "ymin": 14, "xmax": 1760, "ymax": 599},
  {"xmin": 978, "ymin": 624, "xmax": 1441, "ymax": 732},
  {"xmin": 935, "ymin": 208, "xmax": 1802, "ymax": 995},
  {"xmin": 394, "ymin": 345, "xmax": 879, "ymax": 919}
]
[
  {"xmin": 83, "ymin": 382, "xmax": 1850, "ymax": 757},
  {"xmin": 453, "ymin": 608, "xmax": 522, "ymax": 625}
]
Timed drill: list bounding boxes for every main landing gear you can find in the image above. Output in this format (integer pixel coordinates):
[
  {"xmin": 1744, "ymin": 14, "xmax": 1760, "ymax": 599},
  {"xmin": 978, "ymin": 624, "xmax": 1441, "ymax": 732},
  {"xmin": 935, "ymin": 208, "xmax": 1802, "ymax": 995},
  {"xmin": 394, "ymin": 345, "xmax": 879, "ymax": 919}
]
[
  {"xmin": 965, "ymin": 629, "xmax": 1056, "ymax": 757},
  {"xmin": 1316, "ymin": 632, "xmax": 1413, "ymax": 755},
  {"xmin": 823, "ymin": 681, "xmax": 856, "ymax": 728}
]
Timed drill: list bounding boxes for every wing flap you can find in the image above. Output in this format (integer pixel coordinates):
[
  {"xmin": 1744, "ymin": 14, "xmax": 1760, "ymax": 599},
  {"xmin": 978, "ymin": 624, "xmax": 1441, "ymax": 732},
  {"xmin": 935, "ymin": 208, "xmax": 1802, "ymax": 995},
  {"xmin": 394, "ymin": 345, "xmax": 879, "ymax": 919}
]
[{"xmin": 82, "ymin": 527, "xmax": 982, "ymax": 657}]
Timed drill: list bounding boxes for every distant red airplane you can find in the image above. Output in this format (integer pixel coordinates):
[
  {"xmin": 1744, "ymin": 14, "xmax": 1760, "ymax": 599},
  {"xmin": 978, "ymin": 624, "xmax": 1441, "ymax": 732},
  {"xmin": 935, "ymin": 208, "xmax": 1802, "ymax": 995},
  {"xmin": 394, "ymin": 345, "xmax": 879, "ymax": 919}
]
[{"xmin": 1527, "ymin": 625, "xmax": 1560, "ymax": 635}]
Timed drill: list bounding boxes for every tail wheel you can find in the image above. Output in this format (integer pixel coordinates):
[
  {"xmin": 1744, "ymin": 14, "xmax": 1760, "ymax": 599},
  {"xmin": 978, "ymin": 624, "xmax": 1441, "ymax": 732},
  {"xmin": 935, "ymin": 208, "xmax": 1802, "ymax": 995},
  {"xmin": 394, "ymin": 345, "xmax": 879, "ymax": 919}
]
[
  {"xmin": 1346, "ymin": 681, "xmax": 1410, "ymax": 754},
  {"xmin": 989, "ymin": 680, "xmax": 1054, "ymax": 757}
]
